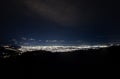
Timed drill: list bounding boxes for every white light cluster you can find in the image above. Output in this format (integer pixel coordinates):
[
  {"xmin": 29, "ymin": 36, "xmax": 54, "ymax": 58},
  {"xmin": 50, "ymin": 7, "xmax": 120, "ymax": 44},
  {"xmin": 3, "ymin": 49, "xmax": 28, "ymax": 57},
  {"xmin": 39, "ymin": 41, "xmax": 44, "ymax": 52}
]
[{"xmin": 18, "ymin": 45, "xmax": 109, "ymax": 53}]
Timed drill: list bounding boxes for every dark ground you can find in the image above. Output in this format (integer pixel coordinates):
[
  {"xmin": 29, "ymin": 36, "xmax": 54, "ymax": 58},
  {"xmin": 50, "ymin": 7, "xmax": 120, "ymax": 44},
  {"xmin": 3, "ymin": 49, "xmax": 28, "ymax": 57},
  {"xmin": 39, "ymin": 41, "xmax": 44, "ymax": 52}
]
[{"xmin": 0, "ymin": 46, "xmax": 120, "ymax": 78}]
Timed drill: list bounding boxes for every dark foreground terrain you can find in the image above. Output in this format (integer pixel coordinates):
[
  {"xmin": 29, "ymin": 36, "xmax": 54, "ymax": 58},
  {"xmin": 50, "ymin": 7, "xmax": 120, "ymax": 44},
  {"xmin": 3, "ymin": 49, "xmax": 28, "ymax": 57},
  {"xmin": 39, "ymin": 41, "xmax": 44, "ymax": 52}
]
[
  {"xmin": 0, "ymin": 45, "xmax": 120, "ymax": 78},
  {"xmin": 1, "ymin": 45, "xmax": 120, "ymax": 64}
]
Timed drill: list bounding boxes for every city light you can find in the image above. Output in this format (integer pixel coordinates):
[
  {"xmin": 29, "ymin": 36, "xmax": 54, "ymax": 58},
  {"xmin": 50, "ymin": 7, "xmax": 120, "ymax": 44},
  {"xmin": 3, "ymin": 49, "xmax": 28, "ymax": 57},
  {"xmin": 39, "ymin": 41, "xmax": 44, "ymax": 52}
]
[{"xmin": 19, "ymin": 45, "xmax": 108, "ymax": 53}]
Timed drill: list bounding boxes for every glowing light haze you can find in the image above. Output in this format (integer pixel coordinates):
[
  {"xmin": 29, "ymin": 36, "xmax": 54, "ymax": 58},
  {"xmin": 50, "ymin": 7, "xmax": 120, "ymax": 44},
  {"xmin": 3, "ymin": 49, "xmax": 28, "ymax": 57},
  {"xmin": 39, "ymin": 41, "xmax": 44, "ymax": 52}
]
[{"xmin": 19, "ymin": 45, "xmax": 108, "ymax": 53}]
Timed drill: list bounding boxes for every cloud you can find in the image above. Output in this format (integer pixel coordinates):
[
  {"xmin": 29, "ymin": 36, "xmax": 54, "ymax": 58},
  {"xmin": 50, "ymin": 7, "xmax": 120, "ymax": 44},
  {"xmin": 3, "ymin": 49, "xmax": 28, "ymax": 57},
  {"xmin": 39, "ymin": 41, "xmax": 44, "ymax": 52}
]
[
  {"xmin": 12, "ymin": 0, "xmax": 113, "ymax": 27},
  {"xmin": 19, "ymin": 0, "xmax": 80, "ymax": 26}
]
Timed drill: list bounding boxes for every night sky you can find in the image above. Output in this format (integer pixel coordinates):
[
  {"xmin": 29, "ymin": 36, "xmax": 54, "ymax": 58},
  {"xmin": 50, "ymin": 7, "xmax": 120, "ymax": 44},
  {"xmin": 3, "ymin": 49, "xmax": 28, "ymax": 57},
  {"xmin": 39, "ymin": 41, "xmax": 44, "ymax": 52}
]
[{"xmin": 0, "ymin": 0, "xmax": 120, "ymax": 44}]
